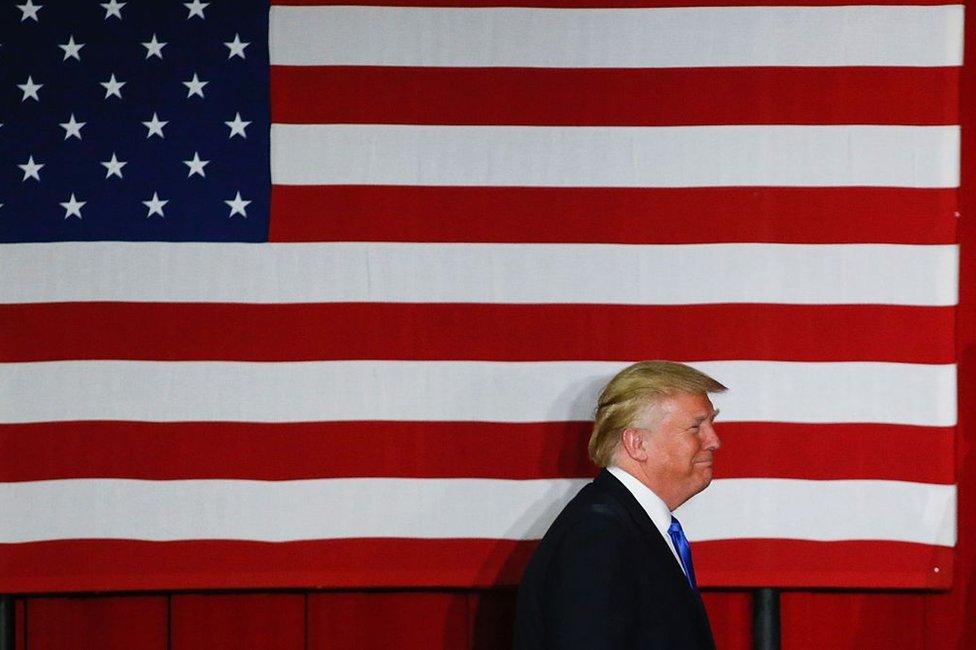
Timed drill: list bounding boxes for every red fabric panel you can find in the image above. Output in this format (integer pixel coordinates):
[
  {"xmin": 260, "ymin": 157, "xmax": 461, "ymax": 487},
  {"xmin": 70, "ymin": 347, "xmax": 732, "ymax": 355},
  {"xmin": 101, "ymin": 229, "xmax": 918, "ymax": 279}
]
[
  {"xmin": 2, "ymin": 302, "xmax": 955, "ymax": 364},
  {"xmin": 270, "ymin": 186, "xmax": 957, "ymax": 245},
  {"xmin": 307, "ymin": 592, "xmax": 469, "ymax": 649},
  {"xmin": 467, "ymin": 589, "xmax": 517, "ymax": 650},
  {"xmin": 782, "ymin": 592, "xmax": 927, "ymax": 649},
  {"xmin": 25, "ymin": 596, "xmax": 167, "ymax": 650},
  {"xmin": 700, "ymin": 591, "xmax": 752, "ymax": 650},
  {"xmin": 272, "ymin": 66, "xmax": 957, "ymax": 126},
  {"xmin": 170, "ymin": 593, "xmax": 305, "ymax": 650},
  {"xmin": 15, "ymin": 599, "xmax": 25, "ymax": 650},
  {"xmin": 460, "ymin": 590, "xmax": 755, "ymax": 649}
]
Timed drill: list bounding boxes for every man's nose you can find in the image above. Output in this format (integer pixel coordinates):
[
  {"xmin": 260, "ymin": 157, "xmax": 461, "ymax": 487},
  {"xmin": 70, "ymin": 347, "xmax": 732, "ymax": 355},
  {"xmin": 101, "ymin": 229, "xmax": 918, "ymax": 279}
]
[{"xmin": 703, "ymin": 423, "xmax": 721, "ymax": 451}]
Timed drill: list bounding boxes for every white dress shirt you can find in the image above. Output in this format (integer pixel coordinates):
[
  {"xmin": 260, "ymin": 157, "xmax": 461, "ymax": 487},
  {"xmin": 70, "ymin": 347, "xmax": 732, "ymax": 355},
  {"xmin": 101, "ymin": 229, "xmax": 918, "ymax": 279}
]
[{"xmin": 607, "ymin": 465, "xmax": 687, "ymax": 576}]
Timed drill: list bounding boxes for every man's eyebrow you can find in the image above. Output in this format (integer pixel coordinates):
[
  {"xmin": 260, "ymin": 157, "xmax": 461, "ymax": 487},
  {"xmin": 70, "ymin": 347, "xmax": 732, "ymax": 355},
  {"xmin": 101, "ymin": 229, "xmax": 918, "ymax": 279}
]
[{"xmin": 693, "ymin": 409, "xmax": 720, "ymax": 423}]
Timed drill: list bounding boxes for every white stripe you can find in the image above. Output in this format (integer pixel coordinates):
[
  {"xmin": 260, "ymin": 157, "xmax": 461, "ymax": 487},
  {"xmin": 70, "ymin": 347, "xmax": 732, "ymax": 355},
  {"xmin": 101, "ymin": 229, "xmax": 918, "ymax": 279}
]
[
  {"xmin": 678, "ymin": 479, "xmax": 957, "ymax": 546},
  {"xmin": 0, "ymin": 478, "xmax": 954, "ymax": 545},
  {"xmin": 271, "ymin": 125, "xmax": 960, "ymax": 189},
  {"xmin": 0, "ymin": 360, "xmax": 956, "ymax": 426},
  {"xmin": 269, "ymin": 5, "xmax": 964, "ymax": 68},
  {"xmin": 0, "ymin": 242, "xmax": 958, "ymax": 306}
]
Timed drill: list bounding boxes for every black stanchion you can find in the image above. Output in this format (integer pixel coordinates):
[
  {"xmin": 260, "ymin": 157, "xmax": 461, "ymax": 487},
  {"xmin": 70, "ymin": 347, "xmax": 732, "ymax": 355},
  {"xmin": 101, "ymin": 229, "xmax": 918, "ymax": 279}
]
[
  {"xmin": 0, "ymin": 595, "xmax": 13, "ymax": 650},
  {"xmin": 752, "ymin": 587, "xmax": 780, "ymax": 650}
]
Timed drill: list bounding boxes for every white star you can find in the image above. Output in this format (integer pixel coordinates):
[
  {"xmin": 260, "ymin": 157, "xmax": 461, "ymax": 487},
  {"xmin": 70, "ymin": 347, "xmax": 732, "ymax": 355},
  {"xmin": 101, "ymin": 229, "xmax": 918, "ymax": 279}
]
[
  {"xmin": 142, "ymin": 112, "xmax": 168, "ymax": 138},
  {"xmin": 184, "ymin": 0, "xmax": 208, "ymax": 19},
  {"xmin": 100, "ymin": 0, "xmax": 125, "ymax": 19},
  {"xmin": 224, "ymin": 33, "xmax": 249, "ymax": 59},
  {"xmin": 59, "ymin": 114, "xmax": 85, "ymax": 140},
  {"xmin": 101, "ymin": 73, "xmax": 125, "ymax": 99},
  {"xmin": 17, "ymin": 76, "xmax": 42, "ymax": 102},
  {"xmin": 18, "ymin": 156, "xmax": 43, "ymax": 181},
  {"xmin": 142, "ymin": 33, "xmax": 166, "ymax": 59},
  {"xmin": 60, "ymin": 193, "xmax": 85, "ymax": 219},
  {"xmin": 183, "ymin": 73, "xmax": 208, "ymax": 98},
  {"xmin": 16, "ymin": 1, "xmax": 42, "ymax": 22},
  {"xmin": 183, "ymin": 152, "xmax": 209, "ymax": 177},
  {"xmin": 225, "ymin": 191, "xmax": 251, "ymax": 218},
  {"xmin": 58, "ymin": 35, "xmax": 85, "ymax": 61},
  {"xmin": 225, "ymin": 112, "xmax": 250, "ymax": 139},
  {"xmin": 143, "ymin": 192, "xmax": 168, "ymax": 217},
  {"xmin": 101, "ymin": 153, "xmax": 127, "ymax": 179}
]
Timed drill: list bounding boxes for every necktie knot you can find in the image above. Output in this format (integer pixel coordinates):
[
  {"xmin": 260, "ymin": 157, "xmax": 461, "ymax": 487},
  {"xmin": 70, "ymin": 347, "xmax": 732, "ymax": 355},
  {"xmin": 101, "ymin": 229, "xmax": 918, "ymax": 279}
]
[
  {"xmin": 667, "ymin": 516, "xmax": 698, "ymax": 590},
  {"xmin": 668, "ymin": 517, "xmax": 684, "ymax": 536}
]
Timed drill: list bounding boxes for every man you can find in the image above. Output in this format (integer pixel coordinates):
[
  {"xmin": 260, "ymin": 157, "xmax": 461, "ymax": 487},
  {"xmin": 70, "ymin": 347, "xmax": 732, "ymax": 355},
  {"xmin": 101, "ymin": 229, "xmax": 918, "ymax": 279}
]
[{"xmin": 515, "ymin": 361, "xmax": 726, "ymax": 649}]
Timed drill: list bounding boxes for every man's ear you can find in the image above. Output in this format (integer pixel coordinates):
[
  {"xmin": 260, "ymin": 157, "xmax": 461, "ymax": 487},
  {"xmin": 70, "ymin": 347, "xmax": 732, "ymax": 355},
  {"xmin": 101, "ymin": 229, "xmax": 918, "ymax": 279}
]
[{"xmin": 620, "ymin": 427, "xmax": 648, "ymax": 462}]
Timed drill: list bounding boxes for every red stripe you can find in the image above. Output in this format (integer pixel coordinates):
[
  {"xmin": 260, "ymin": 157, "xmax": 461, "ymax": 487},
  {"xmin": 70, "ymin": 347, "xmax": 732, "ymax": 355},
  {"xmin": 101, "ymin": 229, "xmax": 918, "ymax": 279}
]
[
  {"xmin": 273, "ymin": 1, "xmax": 957, "ymax": 7},
  {"xmin": 272, "ymin": 66, "xmax": 958, "ymax": 126},
  {"xmin": 0, "ymin": 303, "xmax": 955, "ymax": 363},
  {"xmin": 0, "ymin": 538, "xmax": 951, "ymax": 592},
  {"xmin": 0, "ymin": 421, "xmax": 953, "ymax": 484},
  {"xmin": 695, "ymin": 539, "xmax": 953, "ymax": 589},
  {"xmin": 269, "ymin": 186, "xmax": 958, "ymax": 244}
]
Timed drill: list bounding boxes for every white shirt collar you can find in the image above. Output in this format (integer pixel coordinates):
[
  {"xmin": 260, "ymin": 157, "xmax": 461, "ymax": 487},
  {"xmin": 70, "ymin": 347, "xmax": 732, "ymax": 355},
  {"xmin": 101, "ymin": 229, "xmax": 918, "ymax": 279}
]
[{"xmin": 607, "ymin": 465, "xmax": 684, "ymax": 571}]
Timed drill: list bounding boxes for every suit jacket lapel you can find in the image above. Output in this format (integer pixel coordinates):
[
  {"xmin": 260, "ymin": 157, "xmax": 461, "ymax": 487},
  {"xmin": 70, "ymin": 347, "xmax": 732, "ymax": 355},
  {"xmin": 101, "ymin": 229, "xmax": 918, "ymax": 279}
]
[
  {"xmin": 594, "ymin": 470, "xmax": 716, "ymax": 648},
  {"xmin": 594, "ymin": 469, "xmax": 696, "ymax": 594}
]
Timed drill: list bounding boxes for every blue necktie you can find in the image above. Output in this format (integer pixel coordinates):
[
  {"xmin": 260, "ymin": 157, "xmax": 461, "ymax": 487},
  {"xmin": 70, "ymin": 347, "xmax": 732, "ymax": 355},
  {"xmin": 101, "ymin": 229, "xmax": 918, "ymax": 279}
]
[{"xmin": 668, "ymin": 516, "xmax": 698, "ymax": 590}]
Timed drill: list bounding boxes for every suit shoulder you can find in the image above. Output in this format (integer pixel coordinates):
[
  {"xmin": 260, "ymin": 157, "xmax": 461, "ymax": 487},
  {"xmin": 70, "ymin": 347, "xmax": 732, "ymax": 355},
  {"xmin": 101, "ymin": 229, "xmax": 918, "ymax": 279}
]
[
  {"xmin": 544, "ymin": 486, "xmax": 637, "ymax": 550},
  {"xmin": 559, "ymin": 480, "xmax": 633, "ymax": 524}
]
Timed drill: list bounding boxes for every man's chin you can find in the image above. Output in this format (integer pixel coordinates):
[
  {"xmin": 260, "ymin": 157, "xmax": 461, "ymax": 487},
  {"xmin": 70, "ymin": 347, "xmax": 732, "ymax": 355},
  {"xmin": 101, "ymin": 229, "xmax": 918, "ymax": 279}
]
[
  {"xmin": 694, "ymin": 466, "xmax": 714, "ymax": 488},
  {"xmin": 685, "ymin": 475, "xmax": 713, "ymax": 500}
]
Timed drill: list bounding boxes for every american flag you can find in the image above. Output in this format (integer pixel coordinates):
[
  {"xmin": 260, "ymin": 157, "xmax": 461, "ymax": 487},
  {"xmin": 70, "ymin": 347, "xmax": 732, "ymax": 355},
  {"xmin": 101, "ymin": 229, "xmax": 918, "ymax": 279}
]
[{"xmin": 0, "ymin": 0, "xmax": 961, "ymax": 591}]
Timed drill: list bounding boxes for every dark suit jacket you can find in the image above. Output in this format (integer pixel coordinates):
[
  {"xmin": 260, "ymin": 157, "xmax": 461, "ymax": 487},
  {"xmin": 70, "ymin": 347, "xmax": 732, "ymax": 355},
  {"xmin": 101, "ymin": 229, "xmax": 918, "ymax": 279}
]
[{"xmin": 514, "ymin": 469, "xmax": 715, "ymax": 649}]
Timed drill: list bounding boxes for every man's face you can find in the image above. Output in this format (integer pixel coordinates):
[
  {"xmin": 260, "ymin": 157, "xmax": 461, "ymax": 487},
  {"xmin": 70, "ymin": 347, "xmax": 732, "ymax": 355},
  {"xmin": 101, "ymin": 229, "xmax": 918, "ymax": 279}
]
[{"xmin": 634, "ymin": 392, "xmax": 720, "ymax": 509}]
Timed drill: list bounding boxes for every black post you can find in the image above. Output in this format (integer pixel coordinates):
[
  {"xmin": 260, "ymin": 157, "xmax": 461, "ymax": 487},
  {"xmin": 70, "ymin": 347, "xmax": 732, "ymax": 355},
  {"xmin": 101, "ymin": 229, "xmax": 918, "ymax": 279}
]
[
  {"xmin": 752, "ymin": 588, "xmax": 780, "ymax": 650},
  {"xmin": 0, "ymin": 595, "xmax": 13, "ymax": 650}
]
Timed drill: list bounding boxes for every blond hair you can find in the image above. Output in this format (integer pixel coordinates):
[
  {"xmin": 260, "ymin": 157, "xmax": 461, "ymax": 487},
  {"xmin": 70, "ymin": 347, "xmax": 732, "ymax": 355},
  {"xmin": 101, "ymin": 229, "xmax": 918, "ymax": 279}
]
[{"xmin": 588, "ymin": 361, "xmax": 727, "ymax": 467}]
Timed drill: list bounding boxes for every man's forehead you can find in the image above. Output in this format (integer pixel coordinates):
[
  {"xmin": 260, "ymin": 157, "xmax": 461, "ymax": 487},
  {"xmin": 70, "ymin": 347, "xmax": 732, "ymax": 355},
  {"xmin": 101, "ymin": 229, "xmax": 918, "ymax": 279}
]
[
  {"xmin": 633, "ymin": 391, "xmax": 715, "ymax": 423},
  {"xmin": 660, "ymin": 392, "xmax": 716, "ymax": 417}
]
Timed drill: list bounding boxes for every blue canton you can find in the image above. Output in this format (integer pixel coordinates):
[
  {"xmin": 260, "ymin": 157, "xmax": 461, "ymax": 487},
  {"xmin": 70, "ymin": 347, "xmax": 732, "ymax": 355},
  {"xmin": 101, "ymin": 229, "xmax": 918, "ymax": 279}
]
[{"xmin": 0, "ymin": 0, "xmax": 270, "ymax": 242}]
